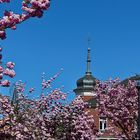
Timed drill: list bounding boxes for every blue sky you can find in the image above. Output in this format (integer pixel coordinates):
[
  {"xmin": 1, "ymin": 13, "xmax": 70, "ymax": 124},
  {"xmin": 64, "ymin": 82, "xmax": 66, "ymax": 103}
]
[{"xmin": 0, "ymin": 0, "xmax": 140, "ymax": 100}]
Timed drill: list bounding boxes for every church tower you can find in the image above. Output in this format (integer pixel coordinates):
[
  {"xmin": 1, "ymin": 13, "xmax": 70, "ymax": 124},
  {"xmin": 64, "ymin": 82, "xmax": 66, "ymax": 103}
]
[{"xmin": 73, "ymin": 48, "xmax": 97, "ymax": 97}]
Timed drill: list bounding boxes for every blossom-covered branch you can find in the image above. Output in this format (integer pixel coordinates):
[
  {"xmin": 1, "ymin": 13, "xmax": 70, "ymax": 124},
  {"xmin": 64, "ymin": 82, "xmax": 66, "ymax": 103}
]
[
  {"xmin": 0, "ymin": 47, "xmax": 16, "ymax": 87},
  {"xmin": 0, "ymin": 0, "xmax": 50, "ymax": 40}
]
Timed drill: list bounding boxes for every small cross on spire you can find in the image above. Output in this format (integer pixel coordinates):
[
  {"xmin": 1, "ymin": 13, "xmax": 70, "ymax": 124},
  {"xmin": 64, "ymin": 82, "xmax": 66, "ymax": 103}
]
[{"xmin": 87, "ymin": 37, "xmax": 91, "ymax": 46}]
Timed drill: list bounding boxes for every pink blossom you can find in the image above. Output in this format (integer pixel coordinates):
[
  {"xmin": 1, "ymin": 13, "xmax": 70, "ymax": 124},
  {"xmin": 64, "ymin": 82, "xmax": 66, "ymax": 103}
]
[
  {"xmin": 6, "ymin": 62, "xmax": 15, "ymax": 69},
  {"xmin": 29, "ymin": 87, "xmax": 35, "ymax": 93},
  {"xmin": 0, "ymin": 31, "xmax": 6, "ymax": 40},
  {"xmin": 0, "ymin": 0, "xmax": 10, "ymax": 3},
  {"xmin": 0, "ymin": 66, "xmax": 3, "ymax": 73},
  {"xmin": 0, "ymin": 47, "xmax": 2, "ymax": 52},
  {"xmin": 0, "ymin": 73, "xmax": 3, "ymax": 79},
  {"xmin": 1, "ymin": 79, "xmax": 10, "ymax": 87},
  {"xmin": 3, "ymin": 68, "xmax": 16, "ymax": 78}
]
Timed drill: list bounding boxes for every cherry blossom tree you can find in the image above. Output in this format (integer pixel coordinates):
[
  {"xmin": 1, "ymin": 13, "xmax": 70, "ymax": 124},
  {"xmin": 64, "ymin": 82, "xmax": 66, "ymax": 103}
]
[
  {"xmin": 0, "ymin": 1, "xmax": 98, "ymax": 139},
  {"xmin": 0, "ymin": 0, "xmax": 50, "ymax": 40},
  {"xmin": 0, "ymin": 74, "xmax": 97, "ymax": 140},
  {"xmin": 96, "ymin": 79, "xmax": 138, "ymax": 139}
]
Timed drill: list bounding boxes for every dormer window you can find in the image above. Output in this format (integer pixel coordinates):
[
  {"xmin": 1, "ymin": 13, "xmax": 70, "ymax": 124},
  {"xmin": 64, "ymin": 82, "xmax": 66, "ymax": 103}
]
[{"xmin": 99, "ymin": 117, "xmax": 107, "ymax": 131}]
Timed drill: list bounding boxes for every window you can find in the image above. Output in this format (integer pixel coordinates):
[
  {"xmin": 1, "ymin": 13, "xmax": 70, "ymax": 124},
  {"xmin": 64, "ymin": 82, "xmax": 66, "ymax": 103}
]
[{"xmin": 99, "ymin": 118, "xmax": 107, "ymax": 131}]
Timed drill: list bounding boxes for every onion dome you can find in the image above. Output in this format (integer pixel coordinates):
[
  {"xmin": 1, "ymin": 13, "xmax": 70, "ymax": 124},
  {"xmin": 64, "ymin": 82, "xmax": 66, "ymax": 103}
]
[{"xmin": 74, "ymin": 48, "xmax": 98, "ymax": 96}]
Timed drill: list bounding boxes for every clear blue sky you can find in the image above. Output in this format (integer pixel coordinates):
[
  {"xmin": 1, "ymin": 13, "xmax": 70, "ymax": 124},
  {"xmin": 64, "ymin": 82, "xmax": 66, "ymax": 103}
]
[{"xmin": 0, "ymin": 0, "xmax": 140, "ymax": 100}]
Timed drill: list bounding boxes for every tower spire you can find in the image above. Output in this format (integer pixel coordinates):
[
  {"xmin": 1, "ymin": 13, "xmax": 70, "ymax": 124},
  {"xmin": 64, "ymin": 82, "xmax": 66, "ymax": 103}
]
[
  {"xmin": 86, "ymin": 36, "xmax": 92, "ymax": 75},
  {"xmin": 86, "ymin": 48, "xmax": 91, "ymax": 75}
]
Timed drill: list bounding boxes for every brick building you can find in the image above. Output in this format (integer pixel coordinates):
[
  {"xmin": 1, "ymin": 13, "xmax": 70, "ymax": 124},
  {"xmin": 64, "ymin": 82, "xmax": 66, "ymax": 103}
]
[{"xmin": 73, "ymin": 48, "xmax": 139, "ymax": 140}]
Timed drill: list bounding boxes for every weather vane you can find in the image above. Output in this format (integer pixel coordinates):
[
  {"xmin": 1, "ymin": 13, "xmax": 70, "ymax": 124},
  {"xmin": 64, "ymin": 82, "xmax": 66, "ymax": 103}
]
[{"xmin": 87, "ymin": 33, "xmax": 92, "ymax": 47}]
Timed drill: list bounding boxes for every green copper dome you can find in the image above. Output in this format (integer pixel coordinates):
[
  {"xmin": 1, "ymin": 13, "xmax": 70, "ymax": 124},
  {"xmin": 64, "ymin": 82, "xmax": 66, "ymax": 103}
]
[
  {"xmin": 73, "ymin": 48, "xmax": 98, "ymax": 95},
  {"xmin": 74, "ymin": 74, "xmax": 97, "ymax": 94}
]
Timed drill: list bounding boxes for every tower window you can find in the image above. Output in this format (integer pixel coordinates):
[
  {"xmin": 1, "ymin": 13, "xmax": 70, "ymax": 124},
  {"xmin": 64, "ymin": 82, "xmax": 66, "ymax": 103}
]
[{"xmin": 99, "ymin": 118, "xmax": 107, "ymax": 131}]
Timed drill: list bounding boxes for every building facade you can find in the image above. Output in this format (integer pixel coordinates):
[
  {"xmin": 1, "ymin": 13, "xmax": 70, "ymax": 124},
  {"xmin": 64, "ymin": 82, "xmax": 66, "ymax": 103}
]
[{"xmin": 73, "ymin": 48, "xmax": 120, "ymax": 140}]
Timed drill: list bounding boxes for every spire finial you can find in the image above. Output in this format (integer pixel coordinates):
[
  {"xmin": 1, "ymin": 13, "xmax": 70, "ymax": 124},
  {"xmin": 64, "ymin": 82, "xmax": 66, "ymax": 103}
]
[{"xmin": 87, "ymin": 36, "xmax": 91, "ymax": 46}]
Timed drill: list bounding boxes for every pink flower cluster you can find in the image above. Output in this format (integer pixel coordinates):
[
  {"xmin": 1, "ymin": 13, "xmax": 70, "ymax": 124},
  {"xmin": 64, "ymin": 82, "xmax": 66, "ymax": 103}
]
[
  {"xmin": 15, "ymin": 81, "xmax": 25, "ymax": 93},
  {"xmin": 0, "ymin": 0, "xmax": 50, "ymax": 39},
  {"xmin": 0, "ymin": 79, "xmax": 10, "ymax": 87},
  {"xmin": 0, "ymin": 48, "xmax": 16, "ymax": 87},
  {"xmin": 0, "ymin": 77, "xmax": 97, "ymax": 139},
  {"xmin": 0, "ymin": 31, "xmax": 6, "ymax": 40},
  {"xmin": 96, "ymin": 79, "xmax": 138, "ymax": 139},
  {"xmin": 0, "ymin": 0, "xmax": 10, "ymax": 3}
]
